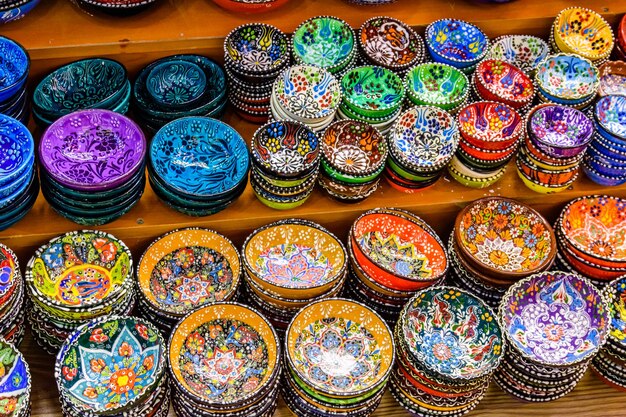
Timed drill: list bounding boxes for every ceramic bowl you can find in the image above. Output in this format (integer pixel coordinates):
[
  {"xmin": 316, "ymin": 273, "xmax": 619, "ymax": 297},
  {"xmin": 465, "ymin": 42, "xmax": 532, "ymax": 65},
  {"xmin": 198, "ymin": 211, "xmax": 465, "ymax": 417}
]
[
  {"xmin": 359, "ymin": 16, "xmax": 423, "ymax": 70},
  {"xmin": 499, "ymin": 271, "xmax": 609, "ymax": 367},
  {"xmin": 535, "ymin": 54, "xmax": 599, "ymax": 101},
  {"xmin": 39, "ymin": 109, "xmax": 146, "ymax": 191},
  {"xmin": 517, "ymin": 154, "xmax": 578, "ymax": 186},
  {"xmin": 604, "ymin": 276, "xmax": 626, "ymax": 347},
  {"xmin": 0, "ymin": 338, "xmax": 30, "ymax": 415},
  {"xmin": 528, "ymin": 105, "xmax": 594, "ymax": 158},
  {"xmin": 553, "ymin": 7, "xmax": 614, "ymax": 61},
  {"xmin": 487, "ymin": 35, "xmax": 549, "ymax": 75},
  {"xmin": 389, "ymin": 106, "xmax": 459, "ymax": 172},
  {"xmin": 292, "ymin": 16, "xmax": 355, "ymax": 72},
  {"xmin": 620, "ymin": 14, "xmax": 626, "ymax": 51},
  {"xmin": 400, "ymin": 286, "xmax": 504, "ymax": 380},
  {"xmin": 558, "ymin": 235, "xmax": 626, "ymax": 281},
  {"xmin": 597, "ymin": 61, "xmax": 626, "ymax": 97},
  {"xmin": 341, "ymin": 66, "xmax": 405, "ymax": 118},
  {"xmin": 321, "ymin": 120, "xmax": 387, "ymax": 176},
  {"xmin": 224, "ymin": 23, "xmax": 289, "ymax": 75},
  {"xmin": 457, "ymin": 101, "xmax": 523, "ymax": 150},
  {"xmin": 242, "ymin": 219, "xmax": 346, "ymax": 300},
  {"xmin": 595, "ymin": 95, "xmax": 626, "ymax": 140},
  {"xmin": 0, "ymin": 0, "xmax": 40, "ymax": 24},
  {"xmin": 168, "ymin": 302, "xmax": 280, "ymax": 406},
  {"xmin": 454, "ymin": 197, "xmax": 556, "ymax": 280},
  {"xmin": 474, "ymin": 59, "xmax": 534, "ymax": 108},
  {"xmin": 425, "ymin": 19, "xmax": 489, "ymax": 68},
  {"xmin": 0, "ymin": 114, "xmax": 33, "ymax": 188},
  {"xmin": 251, "ymin": 120, "xmax": 320, "ymax": 178},
  {"xmin": 0, "ymin": 36, "xmax": 28, "ymax": 103},
  {"xmin": 286, "ymin": 298, "xmax": 394, "ymax": 396},
  {"xmin": 146, "ymin": 59, "xmax": 207, "ymax": 109},
  {"xmin": 404, "ymin": 63, "xmax": 469, "ymax": 109},
  {"xmin": 210, "ymin": 0, "xmax": 289, "ymax": 13}
]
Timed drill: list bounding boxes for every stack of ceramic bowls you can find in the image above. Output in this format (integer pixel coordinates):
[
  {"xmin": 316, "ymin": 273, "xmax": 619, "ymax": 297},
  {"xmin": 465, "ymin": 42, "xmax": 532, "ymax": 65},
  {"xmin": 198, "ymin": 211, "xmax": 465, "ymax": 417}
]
[
  {"xmin": 0, "ymin": 0, "xmax": 40, "ymax": 24},
  {"xmin": 33, "ymin": 58, "xmax": 130, "ymax": 127},
  {"xmin": 25, "ymin": 230, "xmax": 135, "ymax": 353},
  {"xmin": 38, "ymin": 109, "xmax": 146, "ymax": 226},
  {"xmin": 72, "ymin": 0, "xmax": 160, "ymax": 15},
  {"xmin": 0, "ymin": 36, "xmax": 29, "ymax": 123},
  {"xmin": 133, "ymin": 55, "xmax": 227, "ymax": 133},
  {"xmin": 249, "ymin": 120, "xmax": 320, "ymax": 210},
  {"xmin": 347, "ymin": 208, "xmax": 448, "ymax": 325},
  {"xmin": 148, "ymin": 117, "xmax": 249, "ymax": 216},
  {"xmin": 497, "ymin": 271, "xmax": 609, "ymax": 401},
  {"xmin": 518, "ymin": 104, "xmax": 591, "ymax": 193},
  {"xmin": 425, "ymin": 19, "xmax": 489, "ymax": 74},
  {"xmin": 224, "ymin": 23, "xmax": 290, "ymax": 123},
  {"xmin": 0, "ymin": 244, "xmax": 25, "ymax": 346},
  {"xmin": 283, "ymin": 298, "xmax": 395, "ymax": 417},
  {"xmin": 404, "ymin": 63, "xmax": 469, "ymax": 114},
  {"xmin": 270, "ymin": 65, "xmax": 341, "ymax": 132},
  {"xmin": 592, "ymin": 275, "xmax": 626, "ymax": 390},
  {"xmin": 551, "ymin": 7, "xmax": 614, "ymax": 66},
  {"xmin": 55, "ymin": 316, "xmax": 169, "ymax": 417},
  {"xmin": 136, "ymin": 228, "xmax": 242, "ymax": 332},
  {"xmin": 241, "ymin": 219, "xmax": 347, "ymax": 336},
  {"xmin": 450, "ymin": 197, "xmax": 556, "ymax": 309},
  {"xmin": 358, "ymin": 16, "xmax": 424, "ymax": 74},
  {"xmin": 451, "ymin": 101, "xmax": 523, "ymax": 189},
  {"xmin": 319, "ymin": 120, "xmax": 387, "ymax": 202},
  {"xmin": 391, "ymin": 287, "xmax": 505, "ymax": 417},
  {"xmin": 597, "ymin": 61, "xmax": 626, "ymax": 97},
  {"xmin": 0, "ymin": 338, "xmax": 30, "ymax": 417},
  {"xmin": 555, "ymin": 195, "xmax": 626, "ymax": 287},
  {"xmin": 0, "ymin": 114, "xmax": 37, "ymax": 231},
  {"xmin": 337, "ymin": 66, "xmax": 405, "ymax": 135},
  {"xmin": 292, "ymin": 16, "xmax": 356, "ymax": 75},
  {"xmin": 487, "ymin": 35, "xmax": 549, "ymax": 76},
  {"xmin": 386, "ymin": 106, "xmax": 459, "ymax": 191},
  {"xmin": 168, "ymin": 302, "xmax": 281, "ymax": 417},
  {"xmin": 618, "ymin": 15, "xmax": 626, "ymax": 60},
  {"xmin": 584, "ymin": 95, "xmax": 626, "ymax": 186},
  {"xmin": 534, "ymin": 54, "xmax": 599, "ymax": 110},
  {"xmin": 472, "ymin": 59, "xmax": 535, "ymax": 114}
]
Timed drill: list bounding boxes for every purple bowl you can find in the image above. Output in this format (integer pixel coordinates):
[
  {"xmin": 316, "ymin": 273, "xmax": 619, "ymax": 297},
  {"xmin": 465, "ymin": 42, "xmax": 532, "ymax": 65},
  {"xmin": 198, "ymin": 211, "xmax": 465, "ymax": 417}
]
[
  {"xmin": 528, "ymin": 105, "xmax": 594, "ymax": 158},
  {"xmin": 39, "ymin": 109, "xmax": 146, "ymax": 192}
]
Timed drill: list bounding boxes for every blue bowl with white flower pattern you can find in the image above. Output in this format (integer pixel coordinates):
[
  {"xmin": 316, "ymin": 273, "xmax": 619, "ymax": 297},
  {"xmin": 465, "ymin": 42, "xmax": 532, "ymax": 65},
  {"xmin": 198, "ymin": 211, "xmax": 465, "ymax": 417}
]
[
  {"xmin": 595, "ymin": 95, "xmax": 626, "ymax": 140},
  {"xmin": 0, "ymin": 36, "xmax": 29, "ymax": 103},
  {"xmin": 0, "ymin": 114, "xmax": 34, "ymax": 188},
  {"xmin": 425, "ymin": 19, "xmax": 489, "ymax": 69}
]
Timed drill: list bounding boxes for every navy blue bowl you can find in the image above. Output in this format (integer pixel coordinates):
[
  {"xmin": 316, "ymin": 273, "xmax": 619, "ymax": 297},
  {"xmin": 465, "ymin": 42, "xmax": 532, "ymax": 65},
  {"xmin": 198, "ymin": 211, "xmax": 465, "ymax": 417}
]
[
  {"xmin": 582, "ymin": 161, "xmax": 626, "ymax": 186},
  {"xmin": 0, "ymin": 36, "xmax": 28, "ymax": 103},
  {"xmin": 594, "ymin": 121, "xmax": 626, "ymax": 150},
  {"xmin": 0, "ymin": 0, "xmax": 40, "ymax": 25},
  {"xmin": 589, "ymin": 136, "xmax": 626, "ymax": 161},
  {"xmin": 585, "ymin": 154, "xmax": 626, "ymax": 177},
  {"xmin": 0, "ymin": 174, "xmax": 38, "ymax": 231},
  {"xmin": 586, "ymin": 144, "xmax": 626, "ymax": 167}
]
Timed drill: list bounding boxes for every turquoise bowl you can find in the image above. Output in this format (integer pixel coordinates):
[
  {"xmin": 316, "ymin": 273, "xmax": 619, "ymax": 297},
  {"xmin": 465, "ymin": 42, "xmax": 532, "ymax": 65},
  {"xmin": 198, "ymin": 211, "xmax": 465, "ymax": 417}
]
[{"xmin": 146, "ymin": 59, "xmax": 207, "ymax": 109}]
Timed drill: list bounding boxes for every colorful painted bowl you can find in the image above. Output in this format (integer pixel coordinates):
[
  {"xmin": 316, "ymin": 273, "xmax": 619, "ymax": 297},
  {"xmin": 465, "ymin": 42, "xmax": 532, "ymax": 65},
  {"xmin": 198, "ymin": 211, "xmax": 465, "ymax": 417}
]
[
  {"xmin": 487, "ymin": 35, "xmax": 549, "ymax": 75},
  {"xmin": 0, "ymin": 114, "xmax": 33, "ymax": 188},
  {"xmin": 0, "ymin": 338, "xmax": 30, "ymax": 415},
  {"xmin": 341, "ymin": 66, "xmax": 405, "ymax": 118},
  {"xmin": 224, "ymin": 23, "xmax": 289, "ymax": 75},
  {"xmin": 454, "ymin": 197, "xmax": 556, "ymax": 280},
  {"xmin": 358, "ymin": 16, "xmax": 423, "ymax": 70},
  {"xmin": 285, "ymin": 298, "xmax": 394, "ymax": 396},
  {"xmin": 145, "ymin": 59, "xmax": 207, "ymax": 109},
  {"xmin": 535, "ymin": 54, "xmax": 599, "ymax": 101},
  {"xmin": 389, "ymin": 106, "xmax": 459, "ymax": 172},
  {"xmin": 168, "ymin": 302, "xmax": 280, "ymax": 406},
  {"xmin": 400, "ymin": 286, "xmax": 504, "ymax": 380},
  {"xmin": 528, "ymin": 105, "xmax": 594, "ymax": 158},
  {"xmin": 595, "ymin": 95, "xmax": 626, "ymax": 140},
  {"xmin": 553, "ymin": 7, "xmax": 614, "ymax": 61},
  {"xmin": 474, "ymin": 60, "xmax": 534, "ymax": 108},
  {"xmin": 292, "ymin": 16, "xmax": 355, "ymax": 71},
  {"xmin": 0, "ymin": 36, "xmax": 28, "ymax": 103},
  {"xmin": 0, "ymin": 0, "xmax": 40, "ymax": 24},
  {"xmin": 242, "ymin": 219, "xmax": 346, "ymax": 300},
  {"xmin": 425, "ymin": 19, "xmax": 489, "ymax": 68},
  {"xmin": 404, "ymin": 63, "xmax": 469, "ymax": 109},
  {"xmin": 499, "ymin": 271, "xmax": 609, "ymax": 367},
  {"xmin": 210, "ymin": 0, "xmax": 290, "ymax": 13},
  {"xmin": 597, "ymin": 61, "xmax": 626, "ymax": 97},
  {"xmin": 604, "ymin": 276, "xmax": 626, "ymax": 347},
  {"xmin": 457, "ymin": 101, "xmax": 523, "ymax": 150}
]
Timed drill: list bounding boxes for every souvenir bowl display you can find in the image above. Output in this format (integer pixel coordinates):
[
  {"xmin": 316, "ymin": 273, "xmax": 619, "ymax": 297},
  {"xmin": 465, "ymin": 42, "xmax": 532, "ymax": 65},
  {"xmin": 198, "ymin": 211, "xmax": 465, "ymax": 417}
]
[
  {"xmin": 597, "ymin": 61, "xmax": 626, "ymax": 97},
  {"xmin": 404, "ymin": 63, "xmax": 469, "ymax": 112},
  {"xmin": 487, "ymin": 35, "xmax": 549, "ymax": 75},
  {"xmin": 0, "ymin": 0, "xmax": 40, "ymax": 24},
  {"xmin": 0, "ymin": 243, "xmax": 26, "ymax": 346},
  {"xmin": 73, "ymin": 0, "xmax": 161, "ymax": 15},
  {"xmin": 425, "ymin": 19, "xmax": 489, "ymax": 71},
  {"xmin": 474, "ymin": 59, "xmax": 535, "ymax": 109},
  {"xmin": 0, "ymin": 337, "xmax": 30, "ymax": 417},
  {"xmin": 528, "ymin": 104, "xmax": 594, "ymax": 158},
  {"xmin": 534, "ymin": 54, "xmax": 599, "ymax": 104},
  {"xmin": 210, "ymin": 0, "xmax": 290, "ymax": 13},
  {"xmin": 553, "ymin": 7, "xmax": 614, "ymax": 63}
]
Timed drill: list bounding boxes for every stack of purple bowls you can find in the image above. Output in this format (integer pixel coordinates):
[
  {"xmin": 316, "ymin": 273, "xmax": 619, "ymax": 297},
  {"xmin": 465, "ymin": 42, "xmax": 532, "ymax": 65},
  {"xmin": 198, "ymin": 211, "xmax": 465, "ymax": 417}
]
[{"xmin": 38, "ymin": 109, "xmax": 147, "ymax": 225}]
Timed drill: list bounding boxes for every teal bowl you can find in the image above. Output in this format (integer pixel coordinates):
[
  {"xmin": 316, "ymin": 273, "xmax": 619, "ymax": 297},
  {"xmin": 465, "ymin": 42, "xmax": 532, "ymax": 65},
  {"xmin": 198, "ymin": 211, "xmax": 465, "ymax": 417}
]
[
  {"xmin": 48, "ymin": 196, "xmax": 139, "ymax": 226},
  {"xmin": 146, "ymin": 59, "xmax": 207, "ymax": 109}
]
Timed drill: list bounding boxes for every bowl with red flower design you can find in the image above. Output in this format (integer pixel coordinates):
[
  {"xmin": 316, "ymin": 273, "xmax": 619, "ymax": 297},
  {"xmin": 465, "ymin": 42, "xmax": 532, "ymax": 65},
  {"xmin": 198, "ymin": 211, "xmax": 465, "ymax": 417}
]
[
  {"xmin": 553, "ymin": 7, "xmax": 614, "ymax": 62},
  {"xmin": 487, "ymin": 35, "xmax": 549, "ymax": 76},
  {"xmin": 474, "ymin": 60, "xmax": 534, "ymax": 108},
  {"xmin": 341, "ymin": 66, "xmax": 405, "ymax": 118},
  {"xmin": 55, "ymin": 316, "xmax": 166, "ymax": 414},
  {"xmin": 454, "ymin": 197, "xmax": 556, "ymax": 281},
  {"xmin": 556, "ymin": 232, "xmax": 626, "ymax": 281},
  {"xmin": 242, "ymin": 219, "xmax": 347, "ymax": 300},
  {"xmin": 224, "ymin": 23, "xmax": 289, "ymax": 76},
  {"xmin": 499, "ymin": 271, "xmax": 609, "ymax": 367},
  {"xmin": 285, "ymin": 298, "xmax": 394, "ymax": 397},
  {"xmin": 534, "ymin": 54, "xmax": 599, "ymax": 102},
  {"xmin": 168, "ymin": 302, "xmax": 280, "ymax": 407},
  {"xmin": 404, "ymin": 63, "xmax": 469, "ymax": 110},
  {"xmin": 528, "ymin": 104, "xmax": 594, "ymax": 158},
  {"xmin": 359, "ymin": 16, "xmax": 423, "ymax": 71},
  {"xmin": 457, "ymin": 101, "xmax": 523, "ymax": 151}
]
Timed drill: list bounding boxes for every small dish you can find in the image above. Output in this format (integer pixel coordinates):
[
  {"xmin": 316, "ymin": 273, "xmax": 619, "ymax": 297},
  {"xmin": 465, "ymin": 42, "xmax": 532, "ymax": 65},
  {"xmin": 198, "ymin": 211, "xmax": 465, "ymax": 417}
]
[
  {"xmin": 359, "ymin": 16, "xmax": 423, "ymax": 70},
  {"xmin": 425, "ymin": 19, "xmax": 489, "ymax": 68},
  {"xmin": 0, "ymin": 36, "xmax": 28, "ymax": 102},
  {"xmin": 341, "ymin": 66, "xmax": 405, "ymax": 118},
  {"xmin": 292, "ymin": 16, "xmax": 355, "ymax": 71},
  {"xmin": 535, "ymin": 54, "xmax": 599, "ymax": 101},
  {"xmin": 487, "ymin": 35, "xmax": 549, "ymax": 75},
  {"xmin": 224, "ymin": 23, "xmax": 289, "ymax": 75},
  {"xmin": 474, "ymin": 59, "xmax": 534, "ymax": 107},
  {"xmin": 553, "ymin": 7, "xmax": 614, "ymax": 61},
  {"xmin": 595, "ymin": 95, "xmax": 626, "ymax": 140},
  {"xmin": 404, "ymin": 63, "xmax": 469, "ymax": 108},
  {"xmin": 457, "ymin": 101, "xmax": 523, "ymax": 150},
  {"xmin": 528, "ymin": 104, "xmax": 594, "ymax": 158},
  {"xmin": 146, "ymin": 60, "xmax": 207, "ymax": 108}
]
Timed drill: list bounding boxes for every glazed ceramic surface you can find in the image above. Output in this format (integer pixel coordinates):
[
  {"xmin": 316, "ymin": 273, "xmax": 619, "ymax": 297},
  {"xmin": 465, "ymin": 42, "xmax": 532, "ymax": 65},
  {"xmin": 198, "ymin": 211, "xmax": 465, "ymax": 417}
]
[
  {"xmin": 0, "ymin": 36, "xmax": 28, "ymax": 100},
  {"xmin": 0, "ymin": 114, "xmax": 33, "ymax": 187},
  {"xmin": 500, "ymin": 271, "xmax": 609, "ymax": 366},
  {"xmin": 535, "ymin": 54, "xmax": 599, "ymax": 100},
  {"xmin": 458, "ymin": 101, "xmax": 522, "ymax": 142},
  {"xmin": 0, "ymin": 244, "xmax": 18, "ymax": 303},
  {"xmin": 554, "ymin": 7, "xmax": 614, "ymax": 60},
  {"xmin": 0, "ymin": 338, "xmax": 30, "ymax": 417},
  {"xmin": 56, "ymin": 317, "xmax": 165, "ymax": 413},
  {"xmin": 359, "ymin": 16, "xmax": 422, "ymax": 69},
  {"xmin": 224, "ymin": 23, "xmax": 289, "ymax": 74},
  {"xmin": 150, "ymin": 117, "xmax": 249, "ymax": 197},
  {"xmin": 405, "ymin": 63, "xmax": 468, "ymax": 105},
  {"xmin": 529, "ymin": 105, "xmax": 593, "ymax": 147},
  {"xmin": 475, "ymin": 59, "xmax": 534, "ymax": 103},
  {"xmin": 39, "ymin": 110, "xmax": 145, "ymax": 191},
  {"xmin": 341, "ymin": 66, "xmax": 404, "ymax": 112},
  {"xmin": 401, "ymin": 287, "xmax": 504, "ymax": 379},
  {"xmin": 598, "ymin": 61, "xmax": 626, "ymax": 97},
  {"xmin": 322, "ymin": 120, "xmax": 387, "ymax": 175},
  {"xmin": 595, "ymin": 95, "xmax": 626, "ymax": 139},
  {"xmin": 425, "ymin": 19, "xmax": 488, "ymax": 65},
  {"xmin": 487, "ymin": 35, "xmax": 549, "ymax": 74},
  {"xmin": 292, "ymin": 16, "xmax": 354, "ymax": 69},
  {"xmin": 606, "ymin": 276, "xmax": 626, "ymax": 346},
  {"xmin": 146, "ymin": 60, "xmax": 207, "ymax": 107}
]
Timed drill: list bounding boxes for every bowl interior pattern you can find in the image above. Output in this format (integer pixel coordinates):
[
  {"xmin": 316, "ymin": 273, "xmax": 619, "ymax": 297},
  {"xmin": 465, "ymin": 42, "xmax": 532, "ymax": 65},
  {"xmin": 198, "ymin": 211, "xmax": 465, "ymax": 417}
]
[
  {"xmin": 225, "ymin": 23, "xmax": 289, "ymax": 73},
  {"xmin": 359, "ymin": 16, "xmax": 422, "ymax": 68},
  {"xmin": 0, "ymin": 36, "xmax": 28, "ymax": 91},
  {"xmin": 292, "ymin": 16, "xmax": 355, "ymax": 68},
  {"xmin": 426, "ymin": 19, "xmax": 488, "ymax": 64},
  {"xmin": 146, "ymin": 60, "xmax": 207, "ymax": 107},
  {"xmin": 322, "ymin": 120, "xmax": 387, "ymax": 175},
  {"xmin": 535, "ymin": 54, "xmax": 599, "ymax": 100},
  {"xmin": 342, "ymin": 66, "xmax": 404, "ymax": 111},
  {"xmin": 458, "ymin": 101, "xmax": 522, "ymax": 142},
  {"xmin": 529, "ymin": 105, "xmax": 593, "ymax": 147},
  {"xmin": 487, "ymin": 35, "xmax": 549, "ymax": 74},
  {"xmin": 476, "ymin": 59, "xmax": 534, "ymax": 103},
  {"xmin": 595, "ymin": 95, "xmax": 626, "ymax": 139},
  {"xmin": 554, "ymin": 7, "xmax": 613, "ymax": 60},
  {"xmin": 405, "ymin": 63, "xmax": 468, "ymax": 104}
]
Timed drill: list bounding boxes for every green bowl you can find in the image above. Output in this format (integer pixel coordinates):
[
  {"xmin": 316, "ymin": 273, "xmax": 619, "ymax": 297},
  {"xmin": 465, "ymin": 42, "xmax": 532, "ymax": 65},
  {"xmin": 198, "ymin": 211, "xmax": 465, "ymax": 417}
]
[
  {"xmin": 405, "ymin": 63, "xmax": 469, "ymax": 110},
  {"xmin": 387, "ymin": 156, "xmax": 440, "ymax": 182},
  {"xmin": 341, "ymin": 66, "xmax": 405, "ymax": 118},
  {"xmin": 321, "ymin": 158, "xmax": 384, "ymax": 184},
  {"xmin": 292, "ymin": 16, "xmax": 355, "ymax": 72}
]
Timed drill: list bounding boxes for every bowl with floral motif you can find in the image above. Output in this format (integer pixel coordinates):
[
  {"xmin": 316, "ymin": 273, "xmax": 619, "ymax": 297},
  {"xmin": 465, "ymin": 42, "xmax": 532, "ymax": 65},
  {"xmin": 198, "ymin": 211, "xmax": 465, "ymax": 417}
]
[
  {"xmin": 487, "ymin": 35, "xmax": 549, "ymax": 75},
  {"xmin": 292, "ymin": 16, "xmax": 355, "ymax": 73},
  {"xmin": 454, "ymin": 197, "xmax": 556, "ymax": 281},
  {"xmin": 341, "ymin": 66, "xmax": 405, "ymax": 118},
  {"xmin": 404, "ymin": 63, "xmax": 469, "ymax": 110},
  {"xmin": 474, "ymin": 60, "xmax": 534, "ymax": 108},
  {"xmin": 399, "ymin": 286, "xmax": 504, "ymax": 380},
  {"xmin": 594, "ymin": 95, "xmax": 626, "ymax": 140},
  {"xmin": 597, "ymin": 61, "xmax": 626, "ymax": 97},
  {"xmin": 286, "ymin": 298, "xmax": 394, "ymax": 397},
  {"xmin": 0, "ymin": 114, "xmax": 34, "ymax": 189},
  {"xmin": 0, "ymin": 36, "xmax": 28, "ymax": 103},
  {"xmin": 359, "ymin": 16, "xmax": 423, "ymax": 71},
  {"xmin": 55, "ymin": 316, "xmax": 165, "ymax": 414},
  {"xmin": 535, "ymin": 54, "xmax": 599, "ymax": 102},
  {"xmin": 528, "ymin": 104, "xmax": 594, "ymax": 158},
  {"xmin": 0, "ymin": 338, "xmax": 30, "ymax": 416},
  {"xmin": 224, "ymin": 23, "xmax": 289, "ymax": 76},
  {"xmin": 553, "ymin": 7, "xmax": 614, "ymax": 62},
  {"xmin": 457, "ymin": 101, "xmax": 523, "ymax": 151},
  {"xmin": 499, "ymin": 271, "xmax": 609, "ymax": 367},
  {"xmin": 603, "ymin": 276, "xmax": 626, "ymax": 348},
  {"xmin": 389, "ymin": 106, "xmax": 459, "ymax": 173},
  {"xmin": 145, "ymin": 60, "xmax": 207, "ymax": 109},
  {"xmin": 425, "ymin": 19, "xmax": 489, "ymax": 69}
]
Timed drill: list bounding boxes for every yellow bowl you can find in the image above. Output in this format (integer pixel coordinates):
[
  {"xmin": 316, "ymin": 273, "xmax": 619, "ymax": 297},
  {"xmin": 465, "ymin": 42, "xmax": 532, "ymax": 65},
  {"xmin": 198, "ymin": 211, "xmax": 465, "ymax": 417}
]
[{"xmin": 553, "ymin": 7, "xmax": 614, "ymax": 61}]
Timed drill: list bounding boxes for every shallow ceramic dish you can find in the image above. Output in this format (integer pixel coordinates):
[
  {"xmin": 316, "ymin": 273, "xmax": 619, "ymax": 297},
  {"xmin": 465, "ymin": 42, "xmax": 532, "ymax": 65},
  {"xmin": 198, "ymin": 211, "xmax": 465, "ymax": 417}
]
[
  {"xmin": 224, "ymin": 23, "xmax": 289, "ymax": 75},
  {"xmin": 0, "ymin": 113, "xmax": 33, "ymax": 188},
  {"xmin": 595, "ymin": 95, "xmax": 626, "ymax": 140},
  {"xmin": 425, "ymin": 19, "xmax": 489, "ymax": 68},
  {"xmin": 341, "ymin": 66, "xmax": 404, "ymax": 118},
  {"xmin": 487, "ymin": 35, "xmax": 549, "ymax": 75},
  {"xmin": 400, "ymin": 286, "xmax": 504, "ymax": 380},
  {"xmin": 168, "ymin": 302, "xmax": 280, "ymax": 406},
  {"xmin": 146, "ymin": 59, "xmax": 206, "ymax": 109},
  {"xmin": 242, "ymin": 219, "xmax": 346, "ymax": 300},
  {"xmin": 553, "ymin": 7, "xmax": 614, "ymax": 61},
  {"xmin": 286, "ymin": 298, "xmax": 394, "ymax": 396},
  {"xmin": 457, "ymin": 101, "xmax": 523, "ymax": 150},
  {"xmin": 292, "ymin": 16, "xmax": 355, "ymax": 71},
  {"xmin": 404, "ymin": 63, "xmax": 469, "ymax": 108},
  {"xmin": 474, "ymin": 59, "xmax": 534, "ymax": 107},
  {"xmin": 499, "ymin": 271, "xmax": 609, "ymax": 367},
  {"xmin": 598, "ymin": 61, "xmax": 626, "ymax": 97},
  {"xmin": 535, "ymin": 54, "xmax": 599, "ymax": 101},
  {"xmin": 454, "ymin": 197, "xmax": 556, "ymax": 279},
  {"xmin": 39, "ymin": 109, "xmax": 146, "ymax": 191},
  {"xmin": 359, "ymin": 16, "xmax": 423, "ymax": 70},
  {"xmin": 0, "ymin": 36, "xmax": 28, "ymax": 102},
  {"xmin": 528, "ymin": 105, "xmax": 594, "ymax": 158},
  {"xmin": 0, "ymin": 337, "xmax": 30, "ymax": 415}
]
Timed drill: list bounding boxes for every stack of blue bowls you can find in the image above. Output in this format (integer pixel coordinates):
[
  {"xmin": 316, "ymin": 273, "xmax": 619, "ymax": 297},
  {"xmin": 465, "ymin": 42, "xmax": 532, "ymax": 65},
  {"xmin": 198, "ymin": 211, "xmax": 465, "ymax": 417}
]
[
  {"xmin": 0, "ymin": 36, "xmax": 29, "ymax": 124},
  {"xmin": 0, "ymin": 114, "xmax": 37, "ymax": 231}
]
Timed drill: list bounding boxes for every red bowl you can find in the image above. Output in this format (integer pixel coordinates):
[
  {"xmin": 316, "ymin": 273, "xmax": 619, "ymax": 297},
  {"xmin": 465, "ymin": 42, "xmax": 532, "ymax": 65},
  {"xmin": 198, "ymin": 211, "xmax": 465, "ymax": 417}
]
[
  {"xmin": 211, "ymin": 0, "xmax": 290, "ymax": 13},
  {"xmin": 475, "ymin": 59, "xmax": 534, "ymax": 109},
  {"xmin": 560, "ymin": 240, "xmax": 626, "ymax": 281},
  {"xmin": 457, "ymin": 101, "xmax": 523, "ymax": 151},
  {"xmin": 619, "ymin": 14, "xmax": 626, "ymax": 52},
  {"xmin": 459, "ymin": 139, "xmax": 517, "ymax": 161}
]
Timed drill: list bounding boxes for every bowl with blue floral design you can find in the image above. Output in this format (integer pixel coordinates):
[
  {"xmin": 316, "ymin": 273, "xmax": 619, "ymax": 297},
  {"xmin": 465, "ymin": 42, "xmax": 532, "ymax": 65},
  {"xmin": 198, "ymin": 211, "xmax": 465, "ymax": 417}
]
[
  {"xmin": 528, "ymin": 104, "xmax": 594, "ymax": 158},
  {"xmin": 457, "ymin": 101, "xmax": 523, "ymax": 151},
  {"xmin": 0, "ymin": 36, "xmax": 29, "ymax": 103},
  {"xmin": 475, "ymin": 59, "xmax": 534, "ymax": 109},
  {"xmin": 604, "ymin": 276, "xmax": 626, "ymax": 349},
  {"xmin": 425, "ymin": 19, "xmax": 489, "ymax": 68},
  {"xmin": 405, "ymin": 63, "xmax": 469, "ymax": 110},
  {"xmin": 487, "ymin": 35, "xmax": 549, "ymax": 75},
  {"xmin": 553, "ymin": 7, "xmax": 614, "ymax": 62},
  {"xmin": 594, "ymin": 95, "xmax": 626, "ymax": 140},
  {"xmin": 0, "ymin": 113, "xmax": 34, "ymax": 189},
  {"xmin": 224, "ymin": 23, "xmax": 289, "ymax": 76},
  {"xmin": 292, "ymin": 16, "xmax": 355, "ymax": 73},
  {"xmin": 0, "ymin": 337, "xmax": 30, "ymax": 416},
  {"xmin": 535, "ymin": 54, "xmax": 599, "ymax": 102},
  {"xmin": 146, "ymin": 60, "xmax": 207, "ymax": 109},
  {"xmin": 341, "ymin": 66, "xmax": 405, "ymax": 118}
]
